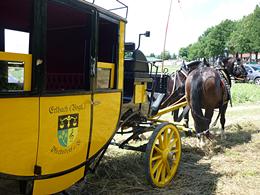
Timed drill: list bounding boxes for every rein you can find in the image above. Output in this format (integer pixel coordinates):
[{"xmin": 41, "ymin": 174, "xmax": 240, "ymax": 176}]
[{"xmin": 234, "ymin": 77, "xmax": 245, "ymax": 81}]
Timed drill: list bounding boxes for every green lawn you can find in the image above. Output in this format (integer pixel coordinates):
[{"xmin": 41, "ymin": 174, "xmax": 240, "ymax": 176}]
[{"xmin": 231, "ymin": 83, "xmax": 260, "ymax": 105}]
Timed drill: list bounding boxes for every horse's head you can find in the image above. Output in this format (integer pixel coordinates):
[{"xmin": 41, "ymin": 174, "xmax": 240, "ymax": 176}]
[
  {"xmin": 222, "ymin": 57, "xmax": 247, "ymax": 80},
  {"xmin": 160, "ymin": 68, "xmax": 187, "ymax": 108}
]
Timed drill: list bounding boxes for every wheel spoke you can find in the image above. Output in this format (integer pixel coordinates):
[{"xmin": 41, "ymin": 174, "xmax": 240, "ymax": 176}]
[
  {"xmin": 161, "ymin": 164, "xmax": 166, "ymax": 183},
  {"xmin": 166, "ymin": 160, "xmax": 171, "ymax": 174},
  {"xmin": 158, "ymin": 135, "xmax": 164, "ymax": 149},
  {"xmin": 152, "ymin": 159, "xmax": 162, "ymax": 175},
  {"xmin": 163, "ymin": 128, "xmax": 169, "ymax": 146},
  {"xmin": 155, "ymin": 163, "xmax": 163, "ymax": 182},
  {"xmin": 169, "ymin": 138, "xmax": 177, "ymax": 148},
  {"xmin": 170, "ymin": 149, "xmax": 179, "ymax": 154},
  {"xmin": 152, "ymin": 155, "xmax": 162, "ymax": 162},
  {"xmin": 154, "ymin": 145, "xmax": 162, "ymax": 154},
  {"xmin": 168, "ymin": 129, "xmax": 174, "ymax": 146}
]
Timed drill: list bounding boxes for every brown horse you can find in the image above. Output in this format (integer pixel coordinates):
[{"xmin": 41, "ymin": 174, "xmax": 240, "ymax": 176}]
[
  {"xmin": 159, "ymin": 60, "xmax": 203, "ymax": 127},
  {"xmin": 185, "ymin": 57, "xmax": 247, "ymax": 140}
]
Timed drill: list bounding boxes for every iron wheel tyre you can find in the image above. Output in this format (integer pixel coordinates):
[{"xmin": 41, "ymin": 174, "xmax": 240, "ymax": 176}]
[
  {"xmin": 145, "ymin": 122, "xmax": 182, "ymax": 187},
  {"xmin": 254, "ymin": 77, "xmax": 260, "ymax": 85}
]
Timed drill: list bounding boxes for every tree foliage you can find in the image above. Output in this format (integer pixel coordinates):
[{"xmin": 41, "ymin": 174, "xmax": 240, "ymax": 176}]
[
  {"xmin": 179, "ymin": 4, "xmax": 260, "ymax": 61},
  {"xmin": 159, "ymin": 50, "xmax": 171, "ymax": 60}
]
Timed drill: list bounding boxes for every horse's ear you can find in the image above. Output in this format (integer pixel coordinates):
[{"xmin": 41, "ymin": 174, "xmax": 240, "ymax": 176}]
[
  {"xmin": 235, "ymin": 52, "xmax": 239, "ymax": 59},
  {"xmin": 203, "ymin": 58, "xmax": 210, "ymax": 67}
]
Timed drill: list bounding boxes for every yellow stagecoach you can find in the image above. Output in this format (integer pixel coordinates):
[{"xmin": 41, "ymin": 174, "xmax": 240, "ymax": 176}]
[{"xmin": 0, "ymin": 0, "xmax": 191, "ymax": 194}]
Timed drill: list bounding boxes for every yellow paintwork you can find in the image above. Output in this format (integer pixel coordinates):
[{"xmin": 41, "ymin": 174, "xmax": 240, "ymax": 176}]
[
  {"xmin": 149, "ymin": 123, "xmax": 181, "ymax": 187},
  {"xmin": 118, "ymin": 21, "xmax": 125, "ymax": 89},
  {"xmin": 0, "ymin": 51, "xmax": 32, "ymax": 91},
  {"xmin": 89, "ymin": 92, "xmax": 121, "ymax": 157},
  {"xmin": 36, "ymin": 95, "xmax": 91, "ymax": 174},
  {"xmin": 33, "ymin": 167, "xmax": 84, "ymax": 195},
  {"xmin": 97, "ymin": 62, "xmax": 115, "ymax": 88},
  {"xmin": 150, "ymin": 101, "xmax": 187, "ymax": 118},
  {"xmin": 134, "ymin": 83, "xmax": 147, "ymax": 104},
  {"xmin": 0, "ymin": 97, "xmax": 38, "ymax": 176}
]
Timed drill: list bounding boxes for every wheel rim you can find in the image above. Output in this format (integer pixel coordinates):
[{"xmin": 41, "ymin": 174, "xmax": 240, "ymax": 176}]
[
  {"xmin": 149, "ymin": 124, "xmax": 181, "ymax": 187},
  {"xmin": 255, "ymin": 78, "xmax": 260, "ymax": 85}
]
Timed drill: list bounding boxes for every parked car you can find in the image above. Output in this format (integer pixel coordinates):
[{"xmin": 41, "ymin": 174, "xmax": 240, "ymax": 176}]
[{"xmin": 244, "ymin": 64, "xmax": 260, "ymax": 85}]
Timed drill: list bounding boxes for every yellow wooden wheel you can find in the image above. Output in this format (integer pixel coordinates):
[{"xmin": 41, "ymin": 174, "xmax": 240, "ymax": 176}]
[{"xmin": 145, "ymin": 122, "xmax": 181, "ymax": 187}]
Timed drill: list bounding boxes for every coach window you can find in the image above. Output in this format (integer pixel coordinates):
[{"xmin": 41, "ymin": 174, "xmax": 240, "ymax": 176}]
[
  {"xmin": 45, "ymin": 1, "xmax": 92, "ymax": 92},
  {"xmin": 97, "ymin": 17, "xmax": 118, "ymax": 89},
  {"xmin": 0, "ymin": 0, "xmax": 33, "ymax": 92}
]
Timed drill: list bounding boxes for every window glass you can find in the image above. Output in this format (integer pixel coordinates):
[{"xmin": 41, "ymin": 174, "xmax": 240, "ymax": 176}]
[
  {"xmin": 0, "ymin": 60, "xmax": 24, "ymax": 91},
  {"xmin": 124, "ymin": 51, "xmax": 134, "ymax": 60},
  {"xmin": 97, "ymin": 68, "xmax": 111, "ymax": 88},
  {"xmin": 46, "ymin": 1, "xmax": 92, "ymax": 91}
]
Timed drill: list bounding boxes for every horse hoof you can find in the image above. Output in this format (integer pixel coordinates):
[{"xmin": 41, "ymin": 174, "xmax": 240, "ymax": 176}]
[{"xmin": 221, "ymin": 133, "xmax": 226, "ymax": 140}]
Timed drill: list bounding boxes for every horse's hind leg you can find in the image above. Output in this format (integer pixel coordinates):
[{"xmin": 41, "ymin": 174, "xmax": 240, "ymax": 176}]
[
  {"xmin": 204, "ymin": 108, "xmax": 214, "ymax": 141},
  {"xmin": 220, "ymin": 103, "xmax": 228, "ymax": 139},
  {"xmin": 195, "ymin": 109, "xmax": 213, "ymax": 148},
  {"xmin": 184, "ymin": 110, "xmax": 189, "ymax": 128},
  {"xmin": 173, "ymin": 109, "xmax": 179, "ymax": 121},
  {"xmin": 205, "ymin": 108, "xmax": 214, "ymax": 126}
]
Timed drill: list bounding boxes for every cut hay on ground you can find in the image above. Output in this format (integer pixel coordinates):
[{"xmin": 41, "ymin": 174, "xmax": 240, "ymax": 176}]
[{"xmin": 78, "ymin": 121, "xmax": 260, "ymax": 195}]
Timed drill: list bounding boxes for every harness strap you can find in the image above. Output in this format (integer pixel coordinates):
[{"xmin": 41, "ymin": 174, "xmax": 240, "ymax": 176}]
[
  {"xmin": 180, "ymin": 69, "xmax": 188, "ymax": 77},
  {"xmin": 218, "ymin": 69, "xmax": 232, "ymax": 107},
  {"xmin": 160, "ymin": 72, "xmax": 177, "ymax": 106}
]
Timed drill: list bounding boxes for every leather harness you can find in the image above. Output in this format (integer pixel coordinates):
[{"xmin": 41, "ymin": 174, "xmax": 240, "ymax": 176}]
[{"xmin": 218, "ymin": 69, "xmax": 232, "ymax": 106}]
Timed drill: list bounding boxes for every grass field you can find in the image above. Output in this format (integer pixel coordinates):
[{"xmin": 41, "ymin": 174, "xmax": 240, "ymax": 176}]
[{"xmin": 231, "ymin": 83, "xmax": 260, "ymax": 104}]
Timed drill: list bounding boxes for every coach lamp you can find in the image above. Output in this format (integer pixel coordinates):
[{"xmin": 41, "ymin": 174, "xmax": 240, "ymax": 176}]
[{"xmin": 136, "ymin": 31, "xmax": 150, "ymax": 51}]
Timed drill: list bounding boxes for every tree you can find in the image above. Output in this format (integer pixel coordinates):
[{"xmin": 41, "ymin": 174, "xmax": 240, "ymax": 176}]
[
  {"xmin": 179, "ymin": 47, "xmax": 189, "ymax": 60},
  {"xmin": 172, "ymin": 53, "xmax": 177, "ymax": 59},
  {"xmin": 228, "ymin": 17, "xmax": 252, "ymax": 55},
  {"xmin": 160, "ymin": 51, "xmax": 171, "ymax": 60},
  {"xmin": 204, "ymin": 19, "xmax": 237, "ymax": 58},
  {"xmin": 249, "ymin": 5, "xmax": 260, "ymax": 61},
  {"xmin": 149, "ymin": 53, "xmax": 155, "ymax": 57},
  {"xmin": 188, "ymin": 42, "xmax": 201, "ymax": 61}
]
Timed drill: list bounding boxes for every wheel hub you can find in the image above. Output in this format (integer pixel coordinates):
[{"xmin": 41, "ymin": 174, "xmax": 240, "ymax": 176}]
[{"xmin": 162, "ymin": 149, "xmax": 169, "ymax": 163}]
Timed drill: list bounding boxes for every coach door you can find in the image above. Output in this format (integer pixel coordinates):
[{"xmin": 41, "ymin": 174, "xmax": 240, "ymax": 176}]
[
  {"xmin": 88, "ymin": 16, "xmax": 125, "ymax": 158},
  {"xmin": 33, "ymin": 1, "xmax": 93, "ymax": 194}
]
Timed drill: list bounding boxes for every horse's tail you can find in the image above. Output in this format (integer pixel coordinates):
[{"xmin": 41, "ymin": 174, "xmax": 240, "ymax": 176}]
[{"xmin": 190, "ymin": 74, "xmax": 210, "ymax": 127}]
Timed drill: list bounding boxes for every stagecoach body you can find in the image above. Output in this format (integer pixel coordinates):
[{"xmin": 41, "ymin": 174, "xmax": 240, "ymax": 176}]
[{"xmin": 0, "ymin": 0, "xmax": 126, "ymax": 194}]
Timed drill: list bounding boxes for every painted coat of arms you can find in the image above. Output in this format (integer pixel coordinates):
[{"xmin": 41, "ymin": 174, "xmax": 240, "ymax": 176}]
[{"xmin": 58, "ymin": 114, "xmax": 79, "ymax": 147}]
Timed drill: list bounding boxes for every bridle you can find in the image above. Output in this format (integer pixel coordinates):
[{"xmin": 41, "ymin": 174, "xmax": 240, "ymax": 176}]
[{"xmin": 233, "ymin": 59, "xmax": 247, "ymax": 80}]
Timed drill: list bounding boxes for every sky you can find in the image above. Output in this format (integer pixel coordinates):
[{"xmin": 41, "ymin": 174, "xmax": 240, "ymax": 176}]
[
  {"xmin": 91, "ymin": 0, "xmax": 260, "ymax": 55},
  {"xmin": 5, "ymin": 0, "xmax": 260, "ymax": 56}
]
